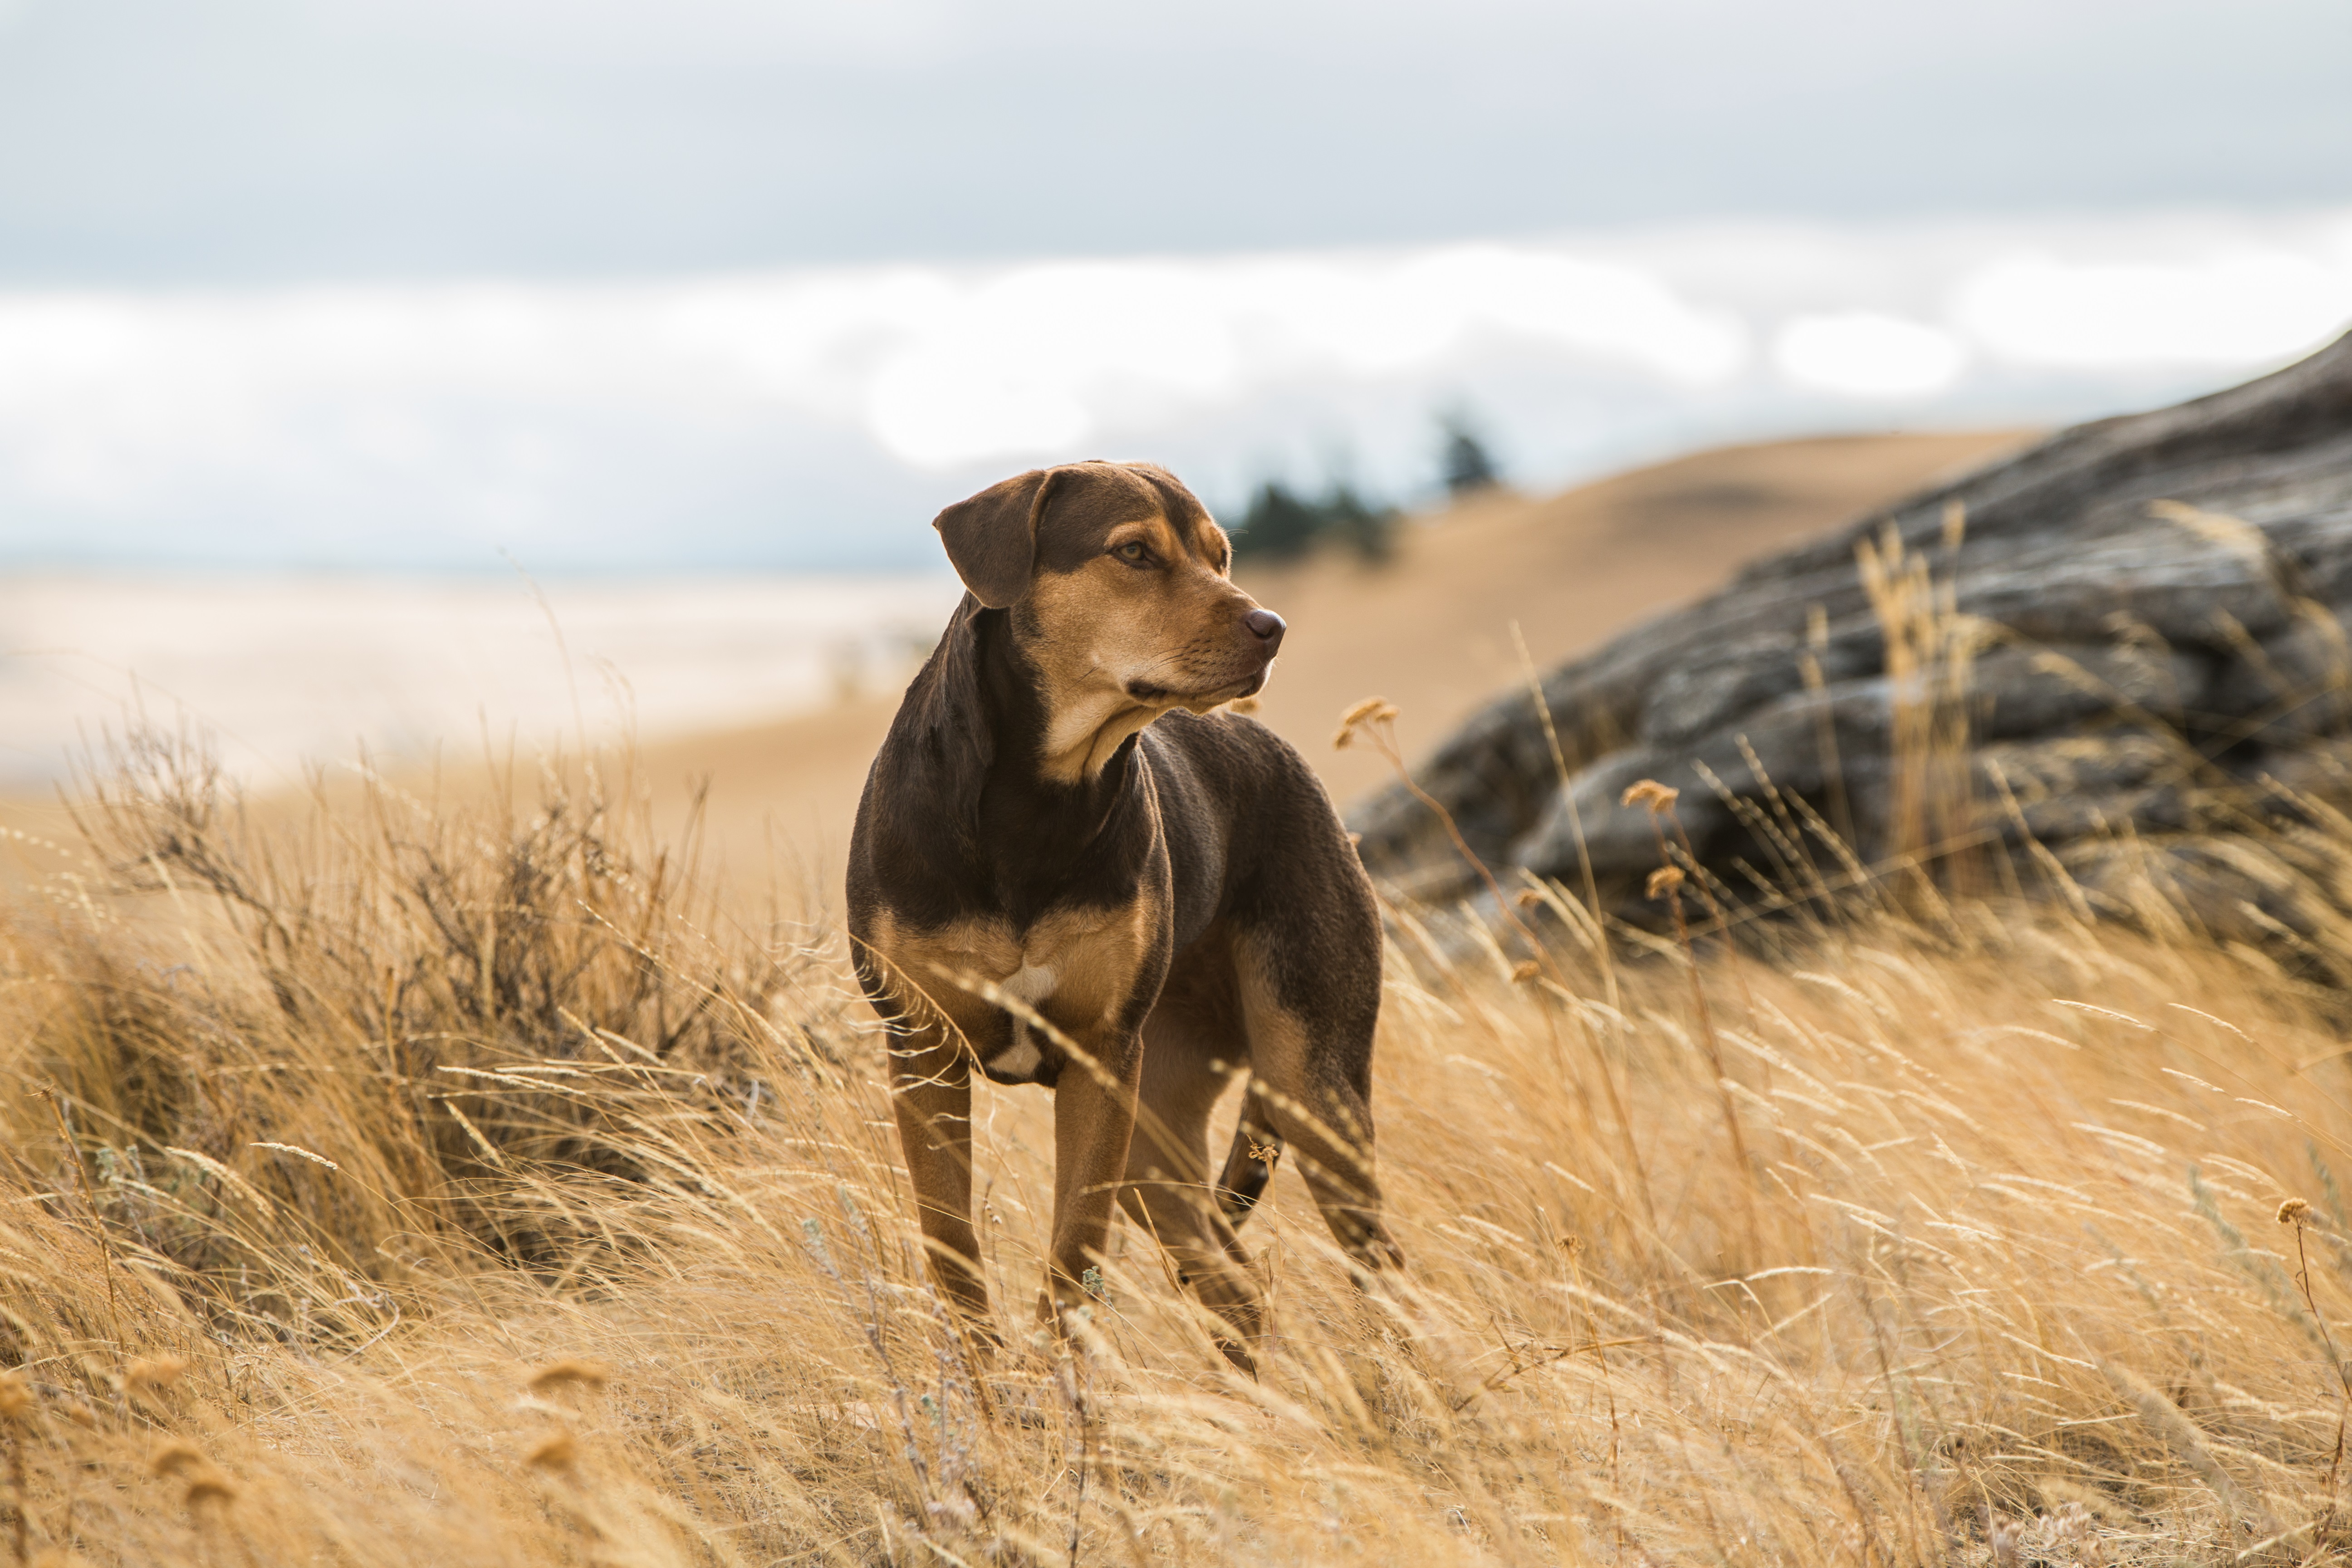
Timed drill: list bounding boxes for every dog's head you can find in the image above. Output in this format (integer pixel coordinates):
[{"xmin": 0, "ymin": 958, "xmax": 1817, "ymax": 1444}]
[{"xmin": 933, "ymin": 461, "xmax": 1284, "ymax": 780}]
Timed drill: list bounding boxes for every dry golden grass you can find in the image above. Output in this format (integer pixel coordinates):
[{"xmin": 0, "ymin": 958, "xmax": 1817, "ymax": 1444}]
[{"xmin": 6, "ymin": 718, "xmax": 2352, "ymax": 1566}]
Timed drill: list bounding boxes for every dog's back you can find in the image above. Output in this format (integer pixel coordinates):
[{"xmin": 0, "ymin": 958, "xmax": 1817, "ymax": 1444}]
[{"xmin": 1134, "ymin": 707, "xmax": 1381, "ymax": 1029}]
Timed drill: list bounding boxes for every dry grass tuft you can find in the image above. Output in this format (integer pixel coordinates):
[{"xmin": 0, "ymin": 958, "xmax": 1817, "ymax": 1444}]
[
  {"xmin": 523, "ymin": 1430, "xmax": 579, "ymax": 1474},
  {"xmin": 121, "ymin": 1357, "xmax": 183, "ymax": 1396},
  {"xmin": 526, "ymin": 1358, "xmax": 610, "ymax": 1394},
  {"xmin": 179, "ymin": 1466, "xmax": 238, "ymax": 1510},
  {"xmin": 146, "ymin": 1440, "xmax": 203, "ymax": 1478},
  {"xmin": 6, "ymin": 725, "xmax": 2352, "ymax": 1563}
]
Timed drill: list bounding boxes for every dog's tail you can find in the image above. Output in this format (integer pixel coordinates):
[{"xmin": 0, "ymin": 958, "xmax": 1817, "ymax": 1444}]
[{"xmin": 1214, "ymin": 1119, "xmax": 1283, "ymax": 1225}]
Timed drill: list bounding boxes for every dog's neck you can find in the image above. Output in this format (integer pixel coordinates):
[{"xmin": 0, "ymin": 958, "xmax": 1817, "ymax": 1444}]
[
  {"xmin": 1035, "ymin": 686, "xmax": 1164, "ymax": 785},
  {"xmin": 971, "ymin": 611, "xmax": 1153, "ymax": 801},
  {"xmin": 892, "ymin": 603, "xmax": 1148, "ymax": 852}
]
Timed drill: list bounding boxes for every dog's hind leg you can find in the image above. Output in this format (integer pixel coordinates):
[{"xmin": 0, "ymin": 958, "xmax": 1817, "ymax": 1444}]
[
  {"xmin": 1233, "ymin": 936, "xmax": 1404, "ymax": 1276},
  {"xmin": 1122, "ymin": 1011, "xmax": 1265, "ymax": 1366},
  {"xmin": 1213, "ymin": 1087, "xmax": 1282, "ymax": 1226}
]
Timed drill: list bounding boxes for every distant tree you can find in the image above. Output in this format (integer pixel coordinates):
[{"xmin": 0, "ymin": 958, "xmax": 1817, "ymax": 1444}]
[
  {"xmin": 1228, "ymin": 477, "xmax": 1397, "ymax": 565},
  {"xmin": 1318, "ymin": 480, "xmax": 1397, "ymax": 564},
  {"xmin": 1439, "ymin": 414, "xmax": 1502, "ymax": 497},
  {"xmin": 1230, "ymin": 480, "xmax": 1322, "ymax": 561}
]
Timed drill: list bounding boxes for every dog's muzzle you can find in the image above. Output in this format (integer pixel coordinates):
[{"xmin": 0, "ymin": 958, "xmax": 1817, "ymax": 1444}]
[{"xmin": 1123, "ymin": 606, "xmax": 1289, "ymax": 704}]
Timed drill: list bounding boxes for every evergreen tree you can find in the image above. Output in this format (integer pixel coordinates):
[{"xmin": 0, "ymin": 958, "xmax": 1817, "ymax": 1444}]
[
  {"xmin": 1440, "ymin": 416, "xmax": 1501, "ymax": 497},
  {"xmin": 1231, "ymin": 480, "xmax": 1322, "ymax": 560},
  {"xmin": 1229, "ymin": 477, "xmax": 1397, "ymax": 564}
]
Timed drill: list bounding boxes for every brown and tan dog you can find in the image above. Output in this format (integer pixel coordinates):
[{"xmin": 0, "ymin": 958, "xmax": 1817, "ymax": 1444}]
[{"xmin": 846, "ymin": 460, "xmax": 1401, "ymax": 1363}]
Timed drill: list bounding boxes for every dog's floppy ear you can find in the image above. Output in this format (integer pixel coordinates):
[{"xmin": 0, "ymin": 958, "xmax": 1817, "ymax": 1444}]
[{"xmin": 933, "ymin": 467, "xmax": 1063, "ymax": 608}]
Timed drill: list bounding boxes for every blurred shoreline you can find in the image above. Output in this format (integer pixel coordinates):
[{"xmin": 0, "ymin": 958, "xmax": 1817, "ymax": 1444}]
[{"xmin": 0, "ymin": 568, "xmax": 961, "ymax": 793}]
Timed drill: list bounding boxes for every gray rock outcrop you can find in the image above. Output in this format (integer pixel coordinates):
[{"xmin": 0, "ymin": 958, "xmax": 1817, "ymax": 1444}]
[{"xmin": 1352, "ymin": 331, "xmax": 2352, "ymax": 931}]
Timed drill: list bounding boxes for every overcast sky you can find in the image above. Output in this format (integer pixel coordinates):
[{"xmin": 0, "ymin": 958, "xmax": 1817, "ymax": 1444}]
[
  {"xmin": 1, "ymin": 0, "xmax": 2347, "ymax": 284},
  {"xmin": 0, "ymin": 1, "xmax": 2347, "ymax": 575}
]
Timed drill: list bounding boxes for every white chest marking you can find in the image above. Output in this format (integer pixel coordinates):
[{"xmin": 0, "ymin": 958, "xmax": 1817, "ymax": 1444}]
[{"xmin": 991, "ymin": 961, "xmax": 1058, "ymax": 1077}]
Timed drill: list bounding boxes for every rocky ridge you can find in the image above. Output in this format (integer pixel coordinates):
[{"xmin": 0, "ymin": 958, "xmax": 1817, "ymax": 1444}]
[{"xmin": 1352, "ymin": 332, "xmax": 2352, "ymax": 940}]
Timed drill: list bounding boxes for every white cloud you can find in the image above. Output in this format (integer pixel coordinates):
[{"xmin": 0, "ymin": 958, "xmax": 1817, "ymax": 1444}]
[
  {"xmin": 852, "ymin": 248, "xmax": 1746, "ymax": 466},
  {"xmin": 863, "ymin": 263, "xmax": 1241, "ymax": 466},
  {"xmin": 1773, "ymin": 311, "xmax": 1969, "ymax": 397},
  {"xmin": 1952, "ymin": 246, "xmax": 2352, "ymax": 368},
  {"xmin": 1, "ymin": 211, "xmax": 2349, "ymax": 567},
  {"xmin": 0, "ymin": 243, "xmax": 1750, "ymax": 502}
]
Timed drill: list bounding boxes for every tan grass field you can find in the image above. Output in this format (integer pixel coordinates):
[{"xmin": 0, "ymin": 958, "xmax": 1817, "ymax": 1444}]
[
  {"xmin": 17, "ymin": 427, "xmax": 2352, "ymax": 1566},
  {"xmin": 6, "ymin": 719, "xmax": 2352, "ymax": 1565}
]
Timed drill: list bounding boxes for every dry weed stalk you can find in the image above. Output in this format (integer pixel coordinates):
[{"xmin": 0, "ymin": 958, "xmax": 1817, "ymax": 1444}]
[
  {"xmin": 1337, "ymin": 696, "xmax": 1560, "ymax": 983},
  {"xmin": 1856, "ymin": 505, "xmax": 1985, "ymax": 893},
  {"xmin": 0, "ymin": 1372, "xmax": 27, "ymax": 1567},
  {"xmin": 2281, "ymin": 1196, "xmax": 2352, "ymax": 1545},
  {"xmin": 1349, "ymin": 692, "xmax": 1663, "ymax": 1240},
  {"xmin": 1624, "ymin": 780, "xmax": 1755, "ymax": 1239}
]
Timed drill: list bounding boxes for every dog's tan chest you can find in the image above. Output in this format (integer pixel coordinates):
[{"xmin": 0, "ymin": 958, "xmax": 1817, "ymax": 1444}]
[{"xmin": 866, "ymin": 901, "xmax": 1157, "ymax": 1068}]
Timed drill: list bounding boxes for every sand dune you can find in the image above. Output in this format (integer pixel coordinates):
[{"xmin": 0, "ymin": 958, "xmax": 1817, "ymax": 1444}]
[{"xmin": 626, "ymin": 428, "xmax": 2029, "ymax": 897}]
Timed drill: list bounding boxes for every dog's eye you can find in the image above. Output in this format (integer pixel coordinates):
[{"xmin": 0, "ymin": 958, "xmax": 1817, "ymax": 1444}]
[{"xmin": 1111, "ymin": 541, "xmax": 1151, "ymax": 565}]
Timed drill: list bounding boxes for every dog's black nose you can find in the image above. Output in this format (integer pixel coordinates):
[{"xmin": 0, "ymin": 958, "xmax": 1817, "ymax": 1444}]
[{"xmin": 1244, "ymin": 609, "xmax": 1286, "ymax": 651}]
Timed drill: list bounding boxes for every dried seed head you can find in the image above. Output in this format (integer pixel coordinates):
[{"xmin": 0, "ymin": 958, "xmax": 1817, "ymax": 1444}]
[
  {"xmin": 527, "ymin": 1358, "xmax": 610, "ymax": 1394},
  {"xmin": 150, "ymin": 1439, "xmax": 206, "ymax": 1478},
  {"xmin": 1987, "ymin": 1513, "xmax": 2022, "ymax": 1568},
  {"xmin": 526, "ymin": 1429, "xmax": 578, "ymax": 1473},
  {"xmin": 183, "ymin": 1466, "xmax": 239, "ymax": 1509},
  {"xmin": 1620, "ymin": 779, "xmax": 1679, "ymax": 812},
  {"xmin": 1514, "ymin": 888, "xmax": 1543, "ymax": 908},
  {"xmin": 2279, "ymin": 1197, "xmax": 2313, "ymax": 1225},
  {"xmin": 0, "ymin": 1370, "xmax": 30, "ymax": 1419},
  {"xmin": 1646, "ymin": 866, "xmax": 1686, "ymax": 899},
  {"xmin": 1332, "ymin": 697, "xmax": 1399, "ymax": 750},
  {"xmin": 1510, "ymin": 960, "xmax": 1540, "ymax": 983},
  {"xmin": 126, "ymin": 1356, "xmax": 188, "ymax": 1395}
]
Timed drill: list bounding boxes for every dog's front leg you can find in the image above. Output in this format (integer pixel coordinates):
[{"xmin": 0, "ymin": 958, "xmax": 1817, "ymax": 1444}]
[
  {"xmin": 889, "ymin": 1026, "xmax": 990, "ymax": 1325},
  {"xmin": 1043, "ymin": 1030, "xmax": 1145, "ymax": 1322}
]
